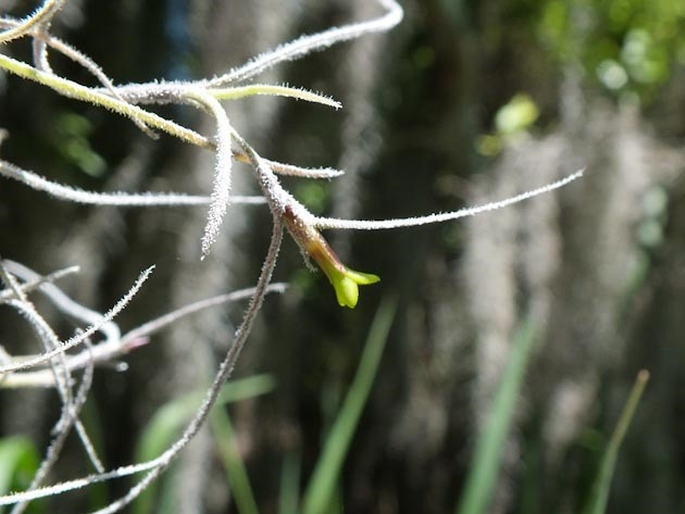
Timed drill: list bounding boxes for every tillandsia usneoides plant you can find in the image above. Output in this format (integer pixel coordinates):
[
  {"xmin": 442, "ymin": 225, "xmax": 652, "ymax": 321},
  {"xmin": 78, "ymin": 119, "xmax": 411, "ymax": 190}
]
[{"xmin": 0, "ymin": 0, "xmax": 584, "ymax": 512}]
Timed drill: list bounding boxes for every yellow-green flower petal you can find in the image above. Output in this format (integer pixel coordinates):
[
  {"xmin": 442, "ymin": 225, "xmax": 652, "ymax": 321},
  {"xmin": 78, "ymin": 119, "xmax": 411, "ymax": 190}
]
[
  {"xmin": 328, "ymin": 268, "xmax": 380, "ymax": 308},
  {"xmin": 344, "ymin": 269, "xmax": 381, "ymax": 285}
]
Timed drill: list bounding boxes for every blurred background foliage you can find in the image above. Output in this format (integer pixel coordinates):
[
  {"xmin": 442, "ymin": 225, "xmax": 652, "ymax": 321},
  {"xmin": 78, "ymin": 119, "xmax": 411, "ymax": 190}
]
[
  {"xmin": 538, "ymin": 0, "xmax": 685, "ymax": 95},
  {"xmin": 2, "ymin": 0, "xmax": 685, "ymax": 513}
]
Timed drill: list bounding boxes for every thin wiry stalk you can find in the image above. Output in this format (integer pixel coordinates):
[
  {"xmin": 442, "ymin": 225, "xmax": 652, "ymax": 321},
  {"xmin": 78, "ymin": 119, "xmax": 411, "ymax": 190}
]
[
  {"xmin": 2, "ymin": 128, "xmax": 338, "ymax": 184},
  {"xmin": 120, "ymin": 282, "xmax": 287, "ymax": 346},
  {"xmin": 0, "ymin": 264, "xmax": 75, "ymax": 410},
  {"xmin": 313, "ymin": 170, "xmax": 586, "ymax": 230},
  {"xmin": 209, "ymin": 83, "xmax": 342, "ymax": 109},
  {"xmin": 0, "ymin": 238, "xmax": 284, "ymax": 505},
  {"xmin": 0, "ymin": 263, "xmax": 74, "ymax": 416},
  {"xmin": 0, "ymin": 452, "xmax": 169, "ymax": 506},
  {"xmin": 183, "ymin": 90, "xmax": 234, "ymax": 258},
  {"xmin": 4, "ymin": 300, "xmax": 73, "ymax": 389},
  {"xmin": 0, "ymin": 265, "xmax": 80, "ymax": 303},
  {"xmin": 0, "ymin": 259, "xmax": 30, "ymax": 303},
  {"xmin": 0, "ymin": 194, "xmax": 284, "ymax": 508},
  {"xmin": 2, "ymin": 260, "xmax": 117, "ymax": 496},
  {"xmin": 0, "ymin": 160, "xmax": 263, "ymax": 206},
  {"xmin": 3, "ymin": 297, "xmax": 99, "ymax": 472},
  {"xmin": 0, "ymin": 406, "xmax": 257, "ymax": 506},
  {"xmin": 31, "ymin": 22, "xmax": 52, "ymax": 73},
  {"xmin": 229, "ymin": 127, "xmax": 301, "ymax": 215},
  {"xmin": 4, "ymin": 260, "xmax": 121, "ymax": 346},
  {"xmin": 85, "ymin": 217, "xmax": 284, "ymax": 514},
  {"xmin": 0, "ymin": 266, "xmax": 81, "ymax": 303},
  {"xmin": 93, "ymin": 81, "xmax": 197, "ymax": 106},
  {"xmin": 3, "ymin": 297, "xmax": 104, "ymax": 513},
  {"xmin": 205, "ymin": 0, "xmax": 403, "ymax": 85},
  {"xmin": 0, "ymin": 267, "xmax": 115, "ymax": 469},
  {"xmin": 107, "ymin": 82, "xmax": 342, "ymax": 110},
  {"xmin": 1, "ymin": 283, "xmax": 286, "ymax": 389},
  {"xmin": 0, "ymin": 0, "xmax": 66, "ymax": 43},
  {"xmin": 90, "ymin": 80, "xmax": 345, "ymax": 180},
  {"xmin": 10, "ymin": 348, "xmax": 100, "ymax": 514},
  {"xmin": 64, "ymin": 346, "xmax": 104, "ymax": 473},
  {"xmin": 255, "ymin": 161, "xmax": 343, "ymax": 179},
  {"xmin": 0, "ymin": 267, "xmax": 153, "ymax": 375}
]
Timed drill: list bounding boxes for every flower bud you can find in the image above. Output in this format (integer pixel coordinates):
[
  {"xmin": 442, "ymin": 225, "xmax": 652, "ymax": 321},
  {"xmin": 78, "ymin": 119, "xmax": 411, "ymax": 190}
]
[{"xmin": 283, "ymin": 206, "xmax": 380, "ymax": 308}]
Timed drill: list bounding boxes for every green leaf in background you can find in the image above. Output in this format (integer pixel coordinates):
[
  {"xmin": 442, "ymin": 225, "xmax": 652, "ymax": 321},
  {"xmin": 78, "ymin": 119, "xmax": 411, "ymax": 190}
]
[
  {"xmin": 455, "ymin": 312, "xmax": 537, "ymax": 514},
  {"xmin": 0, "ymin": 436, "xmax": 40, "ymax": 495},
  {"xmin": 210, "ymin": 407, "xmax": 259, "ymax": 514},
  {"xmin": 494, "ymin": 94, "xmax": 540, "ymax": 136},
  {"xmin": 52, "ymin": 112, "xmax": 107, "ymax": 178},
  {"xmin": 476, "ymin": 93, "xmax": 539, "ymax": 156},
  {"xmin": 538, "ymin": 0, "xmax": 685, "ymax": 99},
  {"xmin": 0, "ymin": 436, "xmax": 42, "ymax": 514},
  {"xmin": 133, "ymin": 374, "xmax": 276, "ymax": 514},
  {"xmin": 582, "ymin": 370, "xmax": 649, "ymax": 514},
  {"xmin": 301, "ymin": 296, "xmax": 397, "ymax": 514},
  {"xmin": 278, "ymin": 449, "xmax": 302, "ymax": 514}
]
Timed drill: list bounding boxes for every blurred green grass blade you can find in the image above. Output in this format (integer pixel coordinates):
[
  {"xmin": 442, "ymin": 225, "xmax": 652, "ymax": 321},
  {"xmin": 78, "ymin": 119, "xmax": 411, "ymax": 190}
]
[
  {"xmin": 302, "ymin": 297, "xmax": 397, "ymax": 514},
  {"xmin": 583, "ymin": 370, "xmax": 649, "ymax": 514},
  {"xmin": 210, "ymin": 408, "xmax": 259, "ymax": 514},
  {"xmin": 135, "ymin": 374, "xmax": 275, "ymax": 463},
  {"xmin": 0, "ymin": 436, "xmax": 40, "ymax": 495},
  {"xmin": 278, "ymin": 450, "xmax": 301, "ymax": 514},
  {"xmin": 456, "ymin": 313, "xmax": 536, "ymax": 514},
  {"xmin": 133, "ymin": 374, "xmax": 275, "ymax": 514}
]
